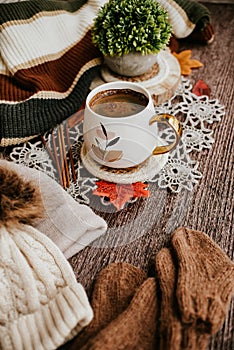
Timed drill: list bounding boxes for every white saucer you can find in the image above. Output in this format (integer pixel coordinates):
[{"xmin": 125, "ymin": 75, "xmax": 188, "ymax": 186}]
[{"xmin": 81, "ymin": 143, "xmax": 168, "ymax": 184}]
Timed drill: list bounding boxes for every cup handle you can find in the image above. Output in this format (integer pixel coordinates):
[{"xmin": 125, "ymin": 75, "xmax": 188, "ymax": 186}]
[{"xmin": 149, "ymin": 113, "xmax": 182, "ymax": 155}]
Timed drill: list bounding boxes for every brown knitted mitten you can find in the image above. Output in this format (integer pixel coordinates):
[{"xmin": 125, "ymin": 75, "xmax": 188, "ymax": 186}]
[
  {"xmin": 172, "ymin": 227, "xmax": 234, "ymax": 335},
  {"xmin": 80, "ymin": 278, "xmax": 159, "ymax": 350},
  {"xmin": 156, "ymin": 247, "xmax": 214, "ymax": 350},
  {"xmin": 155, "ymin": 248, "xmax": 182, "ymax": 350},
  {"xmin": 68, "ymin": 262, "xmax": 147, "ymax": 348},
  {"xmin": 181, "ymin": 324, "xmax": 210, "ymax": 350}
]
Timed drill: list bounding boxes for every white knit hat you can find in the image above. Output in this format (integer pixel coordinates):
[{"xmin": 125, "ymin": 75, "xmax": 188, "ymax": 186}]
[
  {"xmin": 0, "ymin": 164, "xmax": 93, "ymax": 349},
  {"xmin": 0, "ymin": 159, "xmax": 107, "ymax": 259}
]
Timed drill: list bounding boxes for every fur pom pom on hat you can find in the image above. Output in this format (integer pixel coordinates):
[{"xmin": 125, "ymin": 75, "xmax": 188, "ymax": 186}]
[
  {"xmin": 0, "ymin": 165, "xmax": 43, "ymax": 228},
  {"xmin": 0, "ymin": 165, "xmax": 93, "ymax": 350},
  {"xmin": 0, "ymin": 159, "xmax": 107, "ymax": 259}
]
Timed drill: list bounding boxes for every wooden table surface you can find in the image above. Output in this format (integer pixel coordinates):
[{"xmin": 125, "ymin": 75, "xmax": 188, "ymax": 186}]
[
  {"xmin": 1, "ymin": 2, "xmax": 233, "ymax": 349},
  {"xmin": 62, "ymin": 3, "xmax": 234, "ymax": 349}
]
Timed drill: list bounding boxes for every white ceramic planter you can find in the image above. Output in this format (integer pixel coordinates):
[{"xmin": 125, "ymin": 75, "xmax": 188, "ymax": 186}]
[{"xmin": 104, "ymin": 52, "xmax": 158, "ymax": 77}]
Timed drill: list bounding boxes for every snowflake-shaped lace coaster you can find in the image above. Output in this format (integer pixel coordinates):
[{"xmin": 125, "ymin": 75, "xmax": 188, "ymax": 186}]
[{"xmin": 9, "ymin": 77, "xmax": 225, "ymax": 204}]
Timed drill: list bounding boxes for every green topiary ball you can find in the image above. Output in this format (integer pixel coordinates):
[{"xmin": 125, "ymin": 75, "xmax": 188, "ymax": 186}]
[{"xmin": 92, "ymin": 0, "xmax": 172, "ymax": 57}]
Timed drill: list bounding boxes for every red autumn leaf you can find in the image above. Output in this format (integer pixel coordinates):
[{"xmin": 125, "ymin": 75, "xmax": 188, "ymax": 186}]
[
  {"xmin": 93, "ymin": 180, "xmax": 150, "ymax": 210},
  {"xmin": 192, "ymin": 79, "xmax": 211, "ymax": 97}
]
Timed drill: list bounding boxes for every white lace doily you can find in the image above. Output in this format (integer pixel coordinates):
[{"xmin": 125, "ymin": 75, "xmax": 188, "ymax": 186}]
[{"xmin": 9, "ymin": 77, "xmax": 225, "ymax": 206}]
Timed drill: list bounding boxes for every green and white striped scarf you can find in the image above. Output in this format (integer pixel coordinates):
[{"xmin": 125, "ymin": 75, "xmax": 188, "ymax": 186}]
[
  {"xmin": 0, "ymin": 0, "xmax": 106, "ymax": 146},
  {"xmin": 0, "ymin": 0, "xmax": 211, "ymax": 147}
]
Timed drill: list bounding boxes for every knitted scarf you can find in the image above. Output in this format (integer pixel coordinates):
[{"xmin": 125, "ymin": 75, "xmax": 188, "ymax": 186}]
[
  {"xmin": 0, "ymin": 0, "xmax": 212, "ymax": 147},
  {"xmin": 0, "ymin": 0, "xmax": 106, "ymax": 146}
]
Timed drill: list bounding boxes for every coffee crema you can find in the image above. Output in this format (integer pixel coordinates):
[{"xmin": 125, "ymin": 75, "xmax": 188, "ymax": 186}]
[{"xmin": 89, "ymin": 88, "xmax": 149, "ymax": 118}]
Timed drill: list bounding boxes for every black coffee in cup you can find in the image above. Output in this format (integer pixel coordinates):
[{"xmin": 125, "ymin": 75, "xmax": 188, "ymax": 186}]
[{"xmin": 89, "ymin": 88, "xmax": 149, "ymax": 118}]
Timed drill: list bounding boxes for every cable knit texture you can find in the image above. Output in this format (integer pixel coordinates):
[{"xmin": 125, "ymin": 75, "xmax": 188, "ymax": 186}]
[
  {"xmin": 0, "ymin": 159, "xmax": 107, "ymax": 259},
  {"xmin": 0, "ymin": 164, "xmax": 93, "ymax": 350}
]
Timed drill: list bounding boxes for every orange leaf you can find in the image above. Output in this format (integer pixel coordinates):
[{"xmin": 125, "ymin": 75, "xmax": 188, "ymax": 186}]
[
  {"xmin": 132, "ymin": 182, "xmax": 150, "ymax": 198},
  {"xmin": 93, "ymin": 180, "xmax": 149, "ymax": 210},
  {"xmin": 173, "ymin": 50, "xmax": 203, "ymax": 76}
]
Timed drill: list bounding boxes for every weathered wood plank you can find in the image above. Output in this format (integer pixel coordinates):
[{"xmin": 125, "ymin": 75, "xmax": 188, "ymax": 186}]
[
  {"xmin": 0, "ymin": 2, "xmax": 232, "ymax": 349},
  {"xmin": 60, "ymin": 4, "xmax": 234, "ymax": 349}
]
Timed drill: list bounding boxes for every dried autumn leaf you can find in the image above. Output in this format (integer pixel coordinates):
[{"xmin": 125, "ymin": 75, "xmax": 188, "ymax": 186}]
[
  {"xmin": 112, "ymin": 185, "xmax": 135, "ymax": 210},
  {"xmin": 132, "ymin": 182, "xmax": 150, "ymax": 198},
  {"xmin": 173, "ymin": 50, "xmax": 203, "ymax": 76},
  {"xmin": 192, "ymin": 79, "xmax": 211, "ymax": 97},
  {"xmin": 93, "ymin": 181, "xmax": 115, "ymax": 199},
  {"xmin": 93, "ymin": 180, "xmax": 150, "ymax": 210}
]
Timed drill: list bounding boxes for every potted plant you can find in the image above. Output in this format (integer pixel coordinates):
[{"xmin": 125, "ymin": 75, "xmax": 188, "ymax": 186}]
[{"xmin": 92, "ymin": 0, "xmax": 172, "ymax": 77}]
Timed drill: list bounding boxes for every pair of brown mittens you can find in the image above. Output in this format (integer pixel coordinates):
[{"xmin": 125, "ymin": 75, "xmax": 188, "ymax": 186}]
[
  {"xmin": 67, "ymin": 262, "xmax": 159, "ymax": 350},
  {"xmin": 156, "ymin": 227, "xmax": 234, "ymax": 350},
  {"xmin": 66, "ymin": 228, "xmax": 234, "ymax": 350}
]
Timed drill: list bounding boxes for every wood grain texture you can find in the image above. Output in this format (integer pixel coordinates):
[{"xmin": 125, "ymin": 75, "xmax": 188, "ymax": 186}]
[
  {"xmin": 58, "ymin": 4, "xmax": 234, "ymax": 349},
  {"xmin": 0, "ymin": 2, "xmax": 231, "ymax": 349},
  {"xmin": 201, "ymin": 0, "xmax": 234, "ymax": 3},
  {"xmin": 60, "ymin": 4, "xmax": 234, "ymax": 349}
]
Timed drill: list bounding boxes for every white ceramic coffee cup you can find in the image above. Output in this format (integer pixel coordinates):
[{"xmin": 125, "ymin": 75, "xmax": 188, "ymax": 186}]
[{"xmin": 83, "ymin": 81, "xmax": 182, "ymax": 169}]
